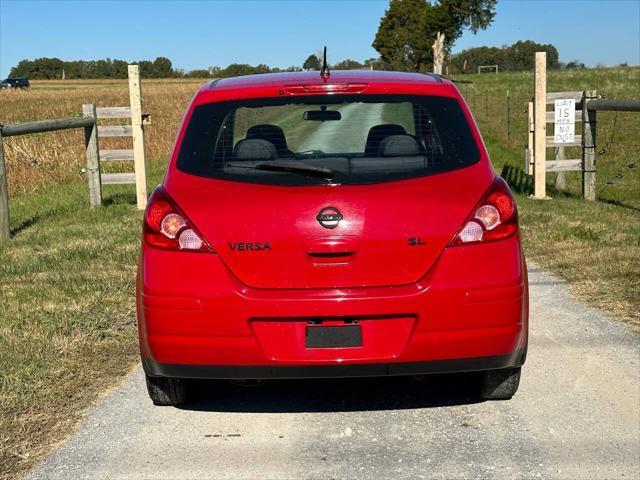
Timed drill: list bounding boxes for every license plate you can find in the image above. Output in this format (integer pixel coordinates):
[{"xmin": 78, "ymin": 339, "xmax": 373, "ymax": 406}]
[{"xmin": 305, "ymin": 325, "xmax": 362, "ymax": 348}]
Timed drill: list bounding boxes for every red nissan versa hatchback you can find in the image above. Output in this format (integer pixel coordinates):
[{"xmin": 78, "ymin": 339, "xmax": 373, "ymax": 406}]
[{"xmin": 137, "ymin": 69, "xmax": 528, "ymax": 406}]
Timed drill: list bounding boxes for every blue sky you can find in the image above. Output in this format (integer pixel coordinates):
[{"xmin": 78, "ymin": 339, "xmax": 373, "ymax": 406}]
[{"xmin": 1, "ymin": 0, "xmax": 639, "ymax": 77}]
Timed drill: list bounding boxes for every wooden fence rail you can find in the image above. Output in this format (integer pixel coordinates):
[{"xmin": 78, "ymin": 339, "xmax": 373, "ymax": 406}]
[
  {"xmin": 0, "ymin": 115, "xmax": 97, "ymax": 239},
  {"xmin": 1, "ymin": 116, "xmax": 95, "ymax": 137},
  {"xmin": 0, "ymin": 64, "xmax": 149, "ymax": 240},
  {"xmin": 586, "ymin": 99, "xmax": 640, "ymax": 112}
]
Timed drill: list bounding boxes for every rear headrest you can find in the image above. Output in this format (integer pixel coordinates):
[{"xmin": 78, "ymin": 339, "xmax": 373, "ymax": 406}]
[
  {"xmin": 233, "ymin": 139, "xmax": 277, "ymax": 161},
  {"xmin": 378, "ymin": 135, "xmax": 421, "ymax": 157},
  {"xmin": 364, "ymin": 124, "xmax": 407, "ymax": 156},
  {"xmin": 246, "ymin": 124, "xmax": 289, "ymax": 155}
]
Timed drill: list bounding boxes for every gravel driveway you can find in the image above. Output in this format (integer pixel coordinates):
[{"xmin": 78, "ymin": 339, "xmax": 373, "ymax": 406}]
[{"xmin": 24, "ymin": 263, "xmax": 639, "ymax": 480}]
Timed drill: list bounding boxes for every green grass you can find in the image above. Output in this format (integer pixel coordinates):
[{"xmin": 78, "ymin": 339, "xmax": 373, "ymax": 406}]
[
  {"xmin": 1, "ymin": 68, "xmax": 638, "ymax": 480},
  {"xmin": 456, "ymin": 67, "xmax": 640, "ymax": 209},
  {"xmin": 0, "ymin": 162, "xmax": 165, "ymax": 479},
  {"xmin": 455, "ymin": 68, "xmax": 639, "ymax": 326}
]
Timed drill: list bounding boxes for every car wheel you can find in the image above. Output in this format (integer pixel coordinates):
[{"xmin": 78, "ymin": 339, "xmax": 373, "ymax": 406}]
[
  {"xmin": 145, "ymin": 375, "xmax": 188, "ymax": 406},
  {"xmin": 479, "ymin": 367, "xmax": 521, "ymax": 400}
]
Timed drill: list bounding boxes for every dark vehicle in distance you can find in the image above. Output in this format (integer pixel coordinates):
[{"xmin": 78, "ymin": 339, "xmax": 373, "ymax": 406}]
[{"xmin": 0, "ymin": 78, "xmax": 30, "ymax": 90}]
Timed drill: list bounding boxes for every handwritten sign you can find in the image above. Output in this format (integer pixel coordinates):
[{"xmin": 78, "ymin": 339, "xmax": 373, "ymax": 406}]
[{"xmin": 554, "ymin": 99, "xmax": 575, "ymax": 143}]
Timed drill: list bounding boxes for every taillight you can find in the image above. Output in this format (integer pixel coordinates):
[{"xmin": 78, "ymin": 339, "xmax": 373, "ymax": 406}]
[
  {"xmin": 449, "ymin": 177, "xmax": 518, "ymax": 246},
  {"xmin": 143, "ymin": 187, "xmax": 213, "ymax": 253}
]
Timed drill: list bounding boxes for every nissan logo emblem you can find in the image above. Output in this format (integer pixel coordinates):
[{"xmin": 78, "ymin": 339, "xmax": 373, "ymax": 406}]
[{"xmin": 316, "ymin": 206, "xmax": 343, "ymax": 229}]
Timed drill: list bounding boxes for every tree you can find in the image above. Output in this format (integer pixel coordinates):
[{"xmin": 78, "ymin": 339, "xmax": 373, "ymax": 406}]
[
  {"xmin": 136, "ymin": 60, "xmax": 155, "ymax": 77},
  {"xmin": 504, "ymin": 40, "xmax": 559, "ymax": 71},
  {"xmin": 152, "ymin": 57, "xmax": 174, "ymax": 78},
  {"xmin": 333, "ymin": 59, "xmax": 364, "ymax": 70},
  {"xmin": 303, "ymin": 54, "xmax": 321, "ymax": 71},
  {"xmin": 372, "ymin": 0, "xmax": 497, "ymax": 71},
  {"xmin": 448, "ymin": 40, "xmax": 560, "ymax": 73},
  {"xmin": 562, "ymin": 61, "xmax": 585, "ymax": 70},
  {"xmin": 185, "ymin": 69, "xmax": 211, "ymax": 78},
  {"xmin": 216, "ymin": 63, "xmax": 273, "ymax": 77},
  {"xmin": 10, "ymin": 57, "xmax": 65, "ymax": 79}
]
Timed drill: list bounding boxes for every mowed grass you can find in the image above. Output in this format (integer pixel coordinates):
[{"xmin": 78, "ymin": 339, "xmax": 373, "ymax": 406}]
[
  {"xmin": 0, "ymin": 158, "xmax": 164, "ymax": 479},
  {"xmin": 457, "ymin": 68, "xmax": 640, "ymax": 326},
  {"xmin": 0, "ymin": 69, "xmax": 638, "ymax": 478},
  {"xmin": 0, "ymin": 185, "xmax": 137, "ymax": 478}
]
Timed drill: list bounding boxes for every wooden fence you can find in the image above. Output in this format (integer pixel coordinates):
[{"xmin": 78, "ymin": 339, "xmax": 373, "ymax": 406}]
[
  {"xmin": 526, "ymin": 52, "xmax": 640, "ymax": 201},
  {"xmin": 89, "ymin": 65, "xmax": 150, "ymax": 209},
  {"xmin": 0, "ymin": 65, "xmax": 148, "ymax": 240}
]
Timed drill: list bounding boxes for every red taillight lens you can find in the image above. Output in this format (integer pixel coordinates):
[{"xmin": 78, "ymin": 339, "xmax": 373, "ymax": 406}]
[
  {"xmin": 143, "ymin": 187, "xmax": 213, "ymax": 253},
  {"xmin": 450, "ymin": 177, "xmax": 518, "ymax": 246}
]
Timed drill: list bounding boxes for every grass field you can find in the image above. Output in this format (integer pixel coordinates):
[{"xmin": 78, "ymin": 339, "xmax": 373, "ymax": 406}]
[
  {"xmin": 457, "ymin": 68, "xmax": 639, "ymax": 327},
  {"xmin": 0, "ymin": 69, "xmax": 638, "ymax": 479}
]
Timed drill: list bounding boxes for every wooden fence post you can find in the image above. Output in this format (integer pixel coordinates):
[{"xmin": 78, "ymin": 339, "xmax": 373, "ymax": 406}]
[
  {"xmin": 527, "ymin": 101, "xmax": 534, "ymax": 175},
  {"xmin": 485, "ymin": 91, "xmax": 488, "ymax": 119},
  {"xmin": 128, "ymin": 65, "xmax": 148, "ymax": 210},
  {"xmin": 533, "ymin": 51, "xmax": 547, "ymax": 199},
  {"xmin": 0, "ymin": 129, "xmax": 10, "ymax": 239},
  {"xmin": 554, "ymin": 146, "xmax": 566, "ymax": 190},
  {"xmin": 582, "ymin": 90, "xmax": 597, "ymax": 201},
  {"xmin": 82, "ymin": 104, "xmax": 102, "ymax": 207},
  {"xmin": 506, "ymin": 90, "xmax": 511, "ymax": 146}
]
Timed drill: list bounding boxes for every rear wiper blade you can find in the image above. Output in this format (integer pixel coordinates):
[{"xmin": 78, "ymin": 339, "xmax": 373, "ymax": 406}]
[{"xmin": 226, "ymin": 161, "xmax": 335, "ymax": 179}]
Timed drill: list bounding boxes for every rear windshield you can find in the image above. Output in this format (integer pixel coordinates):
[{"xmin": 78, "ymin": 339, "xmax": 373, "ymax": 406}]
[{"xmin": 177, "ymin": 94, "xmax": 480, "ymax": 186}]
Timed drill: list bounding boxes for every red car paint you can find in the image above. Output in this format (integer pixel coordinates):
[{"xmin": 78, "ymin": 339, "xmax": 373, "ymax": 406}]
[{"xmin": 137, "ymin": 70, "xmax": 528, "ymax": 379}]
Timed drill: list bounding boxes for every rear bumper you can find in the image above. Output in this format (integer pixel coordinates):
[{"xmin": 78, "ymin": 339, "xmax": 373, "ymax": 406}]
[
  {"xmin": 137, "ymin": 236, "xmax": 529, "ymax": 377},
  {"xmin": 142, "ymin": 350, "xmax": 525, "ymax": 379}
]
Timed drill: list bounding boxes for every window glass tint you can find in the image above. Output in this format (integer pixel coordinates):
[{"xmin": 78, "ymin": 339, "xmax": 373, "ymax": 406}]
[{"xmin": 177, "ymin": 95, "xmax": 479, "ymax": 186}]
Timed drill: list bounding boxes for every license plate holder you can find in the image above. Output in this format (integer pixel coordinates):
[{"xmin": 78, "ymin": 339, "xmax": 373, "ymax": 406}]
[{"xmin": 305, "ymin": 325, "xmax": 362, "ymax": 348}]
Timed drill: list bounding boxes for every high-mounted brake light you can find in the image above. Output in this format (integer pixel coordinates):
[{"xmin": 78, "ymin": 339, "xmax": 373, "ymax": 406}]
[
  {"xmin": 143, "ymin": 187, "xmax": 213, "ymax": 253},
  {"xmin": 449, "ymin": 177, "xmax": 518, "ymax": 246},
  {"xmin": 283, "ymin": 83, "xmax": 368, "ymax": 95}
]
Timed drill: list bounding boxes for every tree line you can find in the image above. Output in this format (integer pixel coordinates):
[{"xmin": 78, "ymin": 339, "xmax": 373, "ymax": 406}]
[
  {"xmin": 448, "ymin": 41, "xmax": 560, "ymax": 73},
  {"xmin": 10, "ymin": 1, "xmax": 599, "ymax": 80},
  {"xmin": 7, "ymin": 55, "xmax": 378, "ymax": 80},
  {"xmin": 9, "ymin": 56, "xmax": 179, "ymax": 79}
]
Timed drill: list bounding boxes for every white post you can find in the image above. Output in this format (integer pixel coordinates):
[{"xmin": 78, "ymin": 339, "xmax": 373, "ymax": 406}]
[
  {"xmin": 432, "ymin": 32, "xmax": 445, "ymax": 75},
  {"xmin": 533, "ymin": 52, "xmax": 547, "ymax": 199},
  {"xmin": 128, "ymin": 65, "xmax": 148, "ymax": 210}
]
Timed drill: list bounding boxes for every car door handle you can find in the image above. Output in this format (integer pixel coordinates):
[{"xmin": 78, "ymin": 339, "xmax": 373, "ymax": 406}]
[{"xmin": 303, "ymin": 236, "xmax": 360, "ymax": 257}]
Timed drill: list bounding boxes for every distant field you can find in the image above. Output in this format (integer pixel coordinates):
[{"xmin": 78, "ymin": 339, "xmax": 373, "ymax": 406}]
[
  {"xmin": 0, "ymin": 68, "xmax": 638, "ymax": 479},
  {"xmin": 29, "ymin": 78, "xmax": 210, "ymax": 89},
  {"xmin": 0, "ymin": 79, "xmax": 207, "ymax": 194}
]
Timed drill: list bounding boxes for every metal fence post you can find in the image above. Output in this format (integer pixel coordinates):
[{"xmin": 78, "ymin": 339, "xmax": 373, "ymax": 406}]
[
  {"xmin": 0, "ymin": 129, "xmax": 10, "ymax": 239},
  {"xmin": 582, "ymin": 90, "xmax": 597, "ymax": 201},
  {"xmin": 83, "ymin": 104, "xmax": 102, "ymax": 207}
]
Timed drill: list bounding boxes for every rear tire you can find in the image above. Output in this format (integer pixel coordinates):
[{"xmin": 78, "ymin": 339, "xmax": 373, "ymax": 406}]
[
  {"xmin": 479, "ymin": 367, "xmax": 521, "ymax": 400},
  {"xmin": 145, "ymin": 375, "xmax": 188, "ymax": 406}
]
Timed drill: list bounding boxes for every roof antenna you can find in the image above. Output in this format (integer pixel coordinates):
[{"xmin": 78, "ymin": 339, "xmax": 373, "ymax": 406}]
[{"xmin": 320, "ymin": 46, "xmax": 330, "ymax": 80}]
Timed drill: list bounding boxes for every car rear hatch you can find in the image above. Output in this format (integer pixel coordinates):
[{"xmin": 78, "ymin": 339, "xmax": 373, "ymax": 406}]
[
  {"xmin": 168, "ymin": 89, "xmax": 491, "ymax": 289},
  {"xmin": 168, "ymin": 166, "xmax": 490, "ymax": 289}
]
